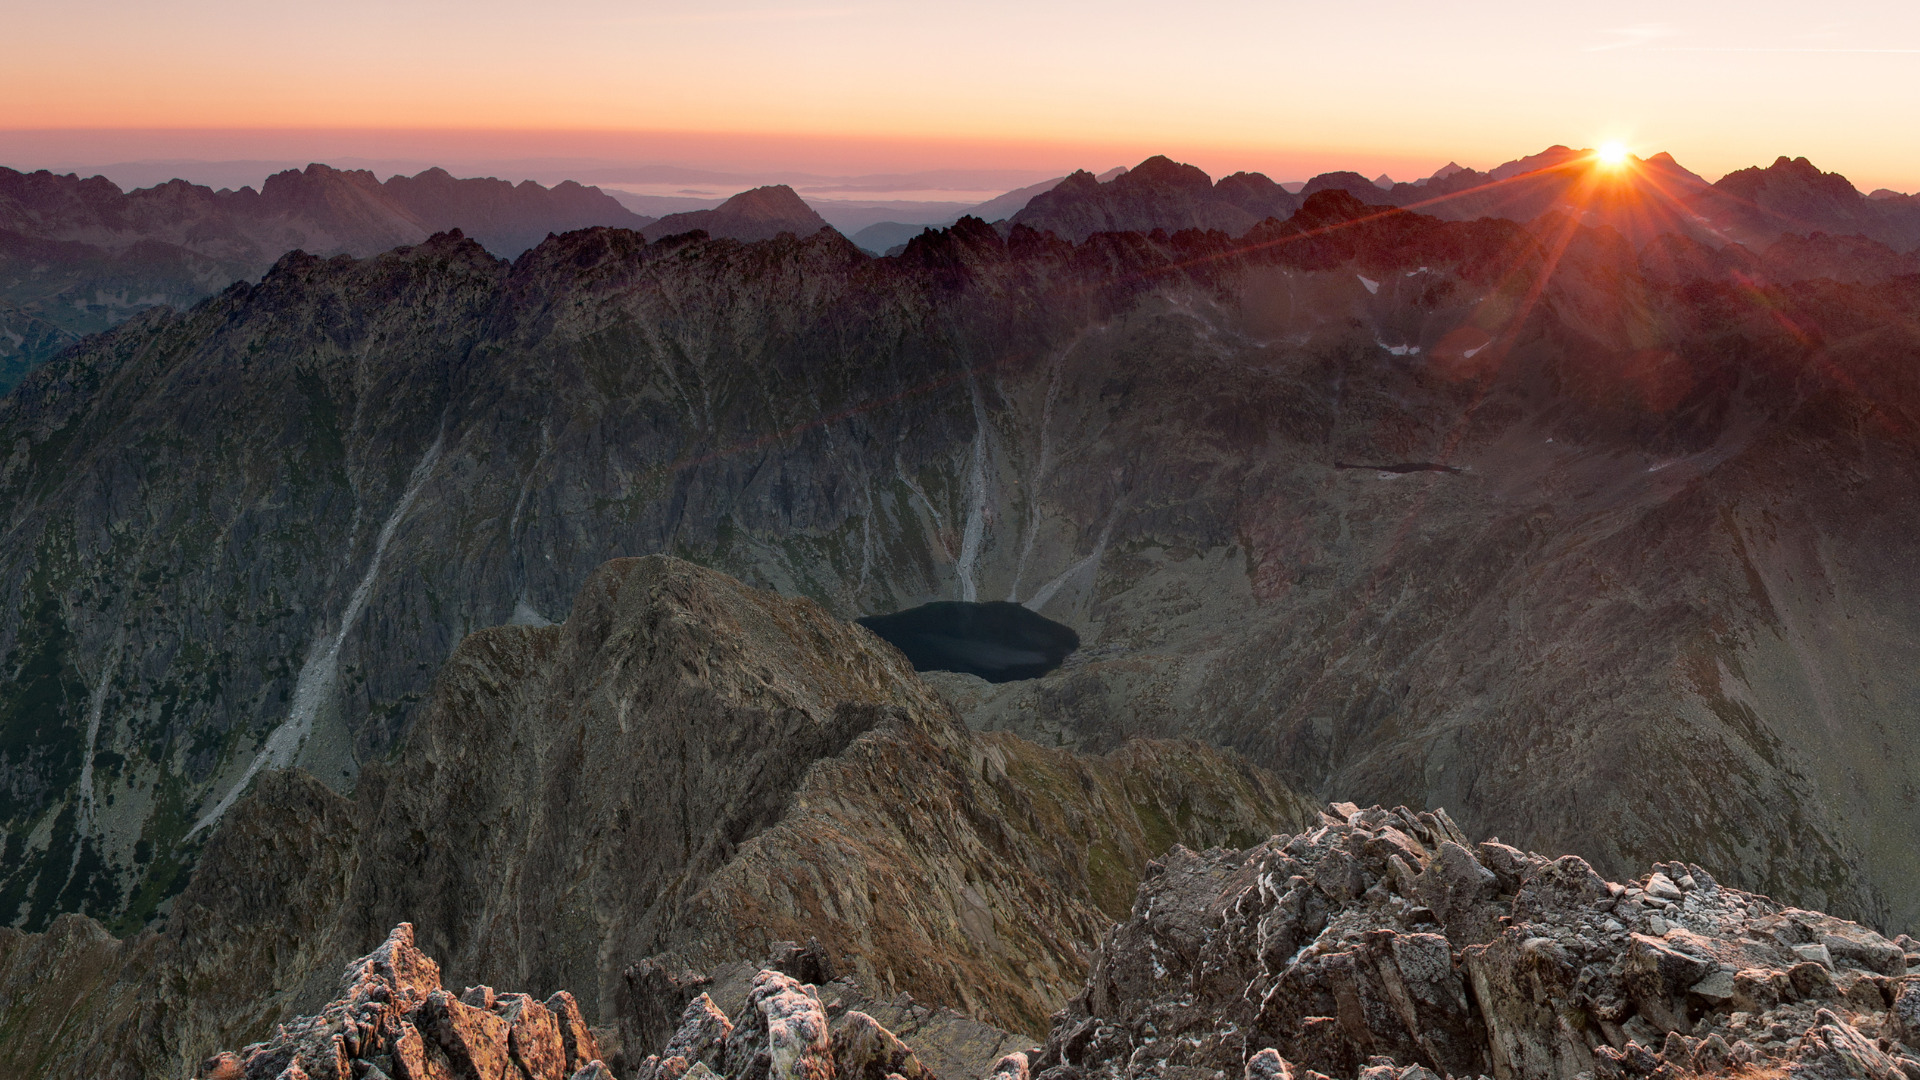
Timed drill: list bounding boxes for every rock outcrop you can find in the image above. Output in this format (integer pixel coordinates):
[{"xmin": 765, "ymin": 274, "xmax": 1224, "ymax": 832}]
[
  {"xmin": 192, "ymin": 923, "xmax": 607, "ymax": 1080},
  {"xmin": 1029, "ymin": 801, "xmax": 1920, "ymax": 1080}
]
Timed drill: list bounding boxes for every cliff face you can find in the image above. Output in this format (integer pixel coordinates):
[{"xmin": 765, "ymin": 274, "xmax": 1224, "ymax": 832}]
[
  {"xmin": 4, "ymin": 195, "xmax": 1920, "ymax": 950},
  {"xmin": 0, "ymin": 557, "xmax": 1310, "ymax": 1078}
]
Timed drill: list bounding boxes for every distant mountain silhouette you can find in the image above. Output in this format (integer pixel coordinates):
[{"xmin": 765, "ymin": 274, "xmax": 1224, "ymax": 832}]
[
  {"xmin": 1008, "ymin": 155, "xmax": 1300, "ymax": 242},
  {"xmin": 1300, "ymin": 171, "xmax": 1398, "ymax": 206},
  {"xmin": 1687, "ymin": 156, "xmax": 1920, "ymax": 250},
  {"xmin": 381, "ymin": 167, "xmax": 657, "ymax": 257},
  {"xmin": 0, "ymin": 164, "xmax": 652, "ymax": 390},
  {"xmin": 849, "ymin": 177, "xmax": 1070, "ymax": 254},
  {"xmin": 641, "ymin": 185, "xmax": 833, "ymax": 243}
]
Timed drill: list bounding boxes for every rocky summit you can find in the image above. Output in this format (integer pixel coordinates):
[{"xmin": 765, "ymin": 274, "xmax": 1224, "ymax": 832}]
[{"xmin": 202, "ymin": 801, "xmax": 1920, "ymax": 1080}]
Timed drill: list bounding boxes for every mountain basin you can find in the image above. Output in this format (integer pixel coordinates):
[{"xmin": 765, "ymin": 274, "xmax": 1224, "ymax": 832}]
[{"xmin": 856, "ymin": 601, "xmax": 1080, "ymax": 683}]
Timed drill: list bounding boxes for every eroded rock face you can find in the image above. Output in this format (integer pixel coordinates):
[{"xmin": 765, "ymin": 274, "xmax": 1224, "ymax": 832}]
[{"xmin": 1034, "ymin": 802, "xmax": 1920, "ymax": 1080}]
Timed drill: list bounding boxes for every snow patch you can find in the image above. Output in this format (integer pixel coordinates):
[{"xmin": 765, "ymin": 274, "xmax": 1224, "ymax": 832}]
[
  {"xmin": 1357, "ymin": 275, "xmax": 1380, "ymax": 295},
  {"xmin": 189, "ymin": 428, "xmax": 445, "ymax": 838}
]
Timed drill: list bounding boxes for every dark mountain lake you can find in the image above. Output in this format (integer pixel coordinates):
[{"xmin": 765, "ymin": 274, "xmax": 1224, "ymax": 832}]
[{"xmin": 857, "ymin": 600, "xmax": 1080, "ymax": 683}]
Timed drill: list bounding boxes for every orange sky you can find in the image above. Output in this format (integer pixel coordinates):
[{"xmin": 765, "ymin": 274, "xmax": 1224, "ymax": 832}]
[{"xmin": 4, "ymin": 0, "xmax": 1918, "ymax": 191}]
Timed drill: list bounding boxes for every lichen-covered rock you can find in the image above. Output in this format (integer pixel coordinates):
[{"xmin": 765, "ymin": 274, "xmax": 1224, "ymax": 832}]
[{"xmin": 1031, "ymin": 804, "xmax": 1920, "ymax": 1080}]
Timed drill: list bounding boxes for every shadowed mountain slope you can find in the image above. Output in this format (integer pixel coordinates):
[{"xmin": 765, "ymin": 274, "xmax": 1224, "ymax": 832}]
[
  {"xmin": 3, "ymin": 193, "xmax": 1920, "ymax": 958},
  {"xmin": 0, "ymin": 556, "xmax": 1310, "ymax": 1078}
]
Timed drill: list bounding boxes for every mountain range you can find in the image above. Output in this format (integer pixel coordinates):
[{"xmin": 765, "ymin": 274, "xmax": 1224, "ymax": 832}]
[
  {"xmin": 1, "ymin": 142, "xmax": 1918, "ymax": 1078},
  {"xmin": 8, "ymin": 147, "xmax": 1917, "ymax": 393},
  {"xmin": 0, "ymin": 164, "xmax": 654, "ymax": 391}
]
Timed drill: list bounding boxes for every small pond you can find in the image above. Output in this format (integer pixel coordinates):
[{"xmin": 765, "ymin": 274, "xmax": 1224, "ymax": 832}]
[{"xmin": 856, "ymin": 600, "xmax": 1080, "ymax": 683}]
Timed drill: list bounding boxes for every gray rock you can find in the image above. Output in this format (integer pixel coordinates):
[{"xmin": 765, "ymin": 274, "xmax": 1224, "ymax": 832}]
[
  {"xmin": 1796, "ymin": 943, "xmax": 1839, "ymax": 969},
  {"xmin": 663, "ymin": 994, "xmax": 736, "ymax": 1071},
  {"xmin": 1645, "ymin": 874, "xmax": 1685, "ymax": 902}
]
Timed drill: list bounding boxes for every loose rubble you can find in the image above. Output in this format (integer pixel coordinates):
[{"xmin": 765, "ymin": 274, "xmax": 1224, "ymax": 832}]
[
  {"xmin": 194, "ymin": 924, "xmax": 607, "ymax": 1080},
  {"xmin": 1030, "ymin": 803, "xmax": 1920, "ymax": 1080}
]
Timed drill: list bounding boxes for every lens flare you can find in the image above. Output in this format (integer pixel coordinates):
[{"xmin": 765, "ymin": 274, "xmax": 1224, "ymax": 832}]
[{"xmin": 1597, "ymin": 141, "xmax": 1630, "ymax": 167}]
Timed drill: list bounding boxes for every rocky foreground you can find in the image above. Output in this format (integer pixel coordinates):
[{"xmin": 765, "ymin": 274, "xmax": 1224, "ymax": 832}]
[
  {"xmin": 1041, "ymin": 801, "xmax": 1919, "ymax": 1080},
  {"xmin": 208, "ymin": 801, "xmax": 1920, "ymax": 1080}
]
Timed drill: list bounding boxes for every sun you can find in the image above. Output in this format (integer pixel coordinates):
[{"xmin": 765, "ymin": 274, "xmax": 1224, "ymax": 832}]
[{"xmin": 1596, "ymin": 142, "xmax": 1630, "ymax": 168}]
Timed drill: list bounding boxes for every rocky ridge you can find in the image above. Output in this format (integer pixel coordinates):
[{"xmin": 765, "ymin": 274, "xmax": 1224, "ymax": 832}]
[
  {"xmin": 193, "ymin": 922, "xmax": 1016, "ymax": 1080},
  {"xmin": 0, "ymin": 556, "xmax": 1312, "ymax": 1078}
]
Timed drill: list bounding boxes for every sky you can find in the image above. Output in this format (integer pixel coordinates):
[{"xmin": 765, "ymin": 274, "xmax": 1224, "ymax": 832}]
[{"xmin": 3, "ymin": 0, "xmax": 1918, "ymax": 192}]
